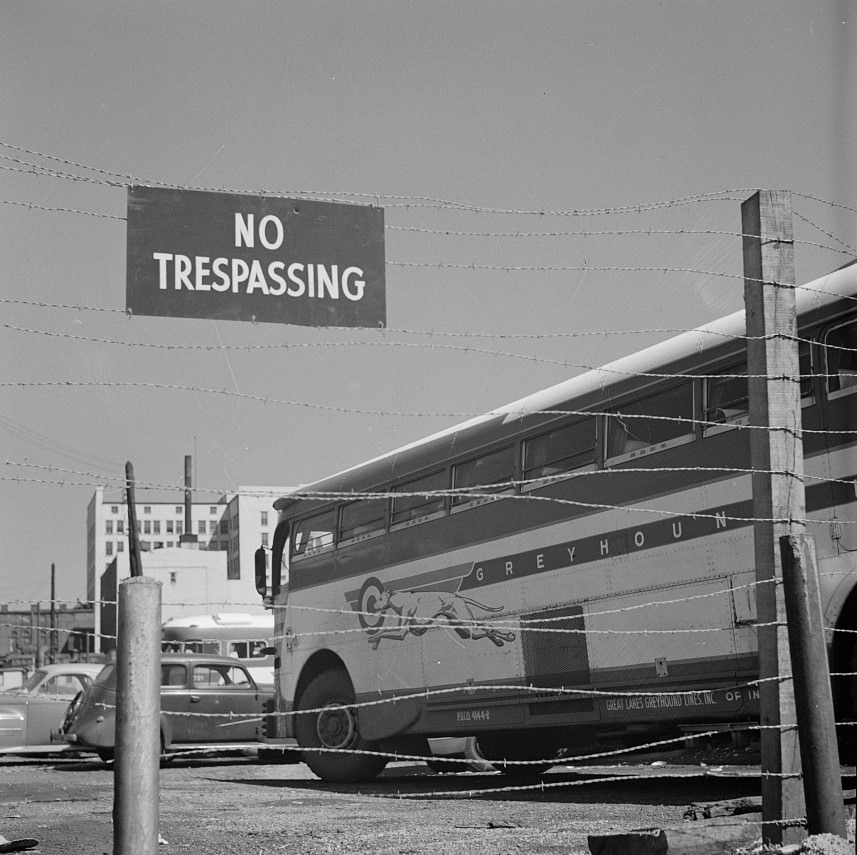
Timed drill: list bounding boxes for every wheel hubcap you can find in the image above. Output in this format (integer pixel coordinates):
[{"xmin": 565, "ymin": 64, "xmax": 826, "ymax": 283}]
[{"xmin": 316, "ymin": 702, "xmax": 357, "ymax": 749}]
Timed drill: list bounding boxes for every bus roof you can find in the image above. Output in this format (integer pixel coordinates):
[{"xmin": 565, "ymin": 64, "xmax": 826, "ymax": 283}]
[
  {"xmin": 274, "ymin": 261, "xmax": 857, "ymax": 511},
  {"xmin": 161, "ymin": 613, "xmax": 273, "ymax": 630}
]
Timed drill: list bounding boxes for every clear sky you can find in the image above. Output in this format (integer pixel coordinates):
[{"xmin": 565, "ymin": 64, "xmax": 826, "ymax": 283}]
[{"xmin": 1, "ymin": 1, "xmax": 855, "ymax": 603}]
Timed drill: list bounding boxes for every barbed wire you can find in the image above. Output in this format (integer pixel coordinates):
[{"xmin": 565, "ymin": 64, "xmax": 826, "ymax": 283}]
[
  {"xmin": 3, "ymin": 381, "xmax": 856, "ymax": 435},
  {"xmin": 4, "ymin": 322, "xmax": 855, "ymax": 363},
  {"xmin": 4, "ymin": 189, "xmax": 855, "ymax": 264},
  {"xmin": 4, "ymin": 471, "xmax": 856, "ymax": 527},
  {"xmin": 1, "ymin": 144, "xmax": 854, "ymax": 224},
  {"xmin": 3, "ymin": 297, "xmax": 856, "ymax": 353},
  {"xmin": 7, "ymin": 460, "xmax": 856, "ymax": 498}
]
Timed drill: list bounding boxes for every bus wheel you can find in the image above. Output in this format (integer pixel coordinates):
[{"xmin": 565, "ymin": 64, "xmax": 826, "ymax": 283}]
[
  {"xmin": 478, "ymin": 733, "xmax": 558, "ymax": 780},
  {"xmin": 295, "ymin": 668, "xmax": 388, "ymax": 783}
]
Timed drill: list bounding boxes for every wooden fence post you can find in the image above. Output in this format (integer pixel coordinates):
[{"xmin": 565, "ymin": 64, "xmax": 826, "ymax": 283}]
[{"xmin": 742, "ymin": 189, "xmax": 805, "ymax": 846}]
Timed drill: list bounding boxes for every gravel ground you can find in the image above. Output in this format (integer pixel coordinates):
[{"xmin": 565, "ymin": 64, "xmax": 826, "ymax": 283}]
[{"xmin": 1, "ymin": 743, "xmax": 853, "ymax": 854}]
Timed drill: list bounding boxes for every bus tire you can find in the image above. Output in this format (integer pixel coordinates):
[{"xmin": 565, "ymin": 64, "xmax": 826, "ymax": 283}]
[
  {"xmin": 478, "ymin": 732, "xmax": 558, "ymax": 780},
  {"xmin": 295, "ymin": 668, "xmax": 388, "ymax": 783}
]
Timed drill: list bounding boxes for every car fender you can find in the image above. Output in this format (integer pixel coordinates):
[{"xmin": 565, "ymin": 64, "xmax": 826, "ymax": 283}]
[
  {"xmin": 159, "ymin": 713, "xmax": 175, "ymax": 749},
  {"xmin": 0, "ymin": 700, "xmax": 27, "ymax": 750}
]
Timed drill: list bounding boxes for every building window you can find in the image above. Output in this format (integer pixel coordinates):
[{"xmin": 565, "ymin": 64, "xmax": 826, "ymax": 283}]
[
  {"xmin": 117, "ymin": 541, "xmax": 124, "ymax": 552},
  {"xmin": 175, "ymin": 506, "xmax": 182, "ymax": 514},
  {"xmin": 106, "ymin": 542, "xmax": 113, "ymax": 555},
  {"xmin": 153, "ymin": 520, "xmax": 161, "ymax": 534},
  {"xmin": 110, "ymin": 505, "xmax": 119, "ymax": 514},
  {"xmin": 261, "ymin": 532, "xmax": 269, "ymax": 547},
  {"xmin": 105, "ymin": 520, "xmax": 113, "ymax": 534},
  {"xmin": 209, "ymin": 506, "xmax": 217, "ymax": 515},
  {"xmin": 144, "ymin": 506, "xmax": 151, "ymax": 514},
  {"xmin": 261, "ymin": 512, "xmax": 268, "ymax": 527},
  {"xmin": 198, "ymin": 521, "xmax": 206, "ymax": 535},
  {"xmin": 176, "ymin": 521, "xmax": 183, "ymax": 535},
  {"xmin": 116, "ymin": 520, "xmax": 124, "ymax": 533},
  {"xmin": 144, "ymin": 520, "xmax": 151, "ymax": 534},
  {"xmin": 219, "ymin": 519, "xmax": 229, "ymax": 534},
  {"xmin": 227, "ymin": 557, "xmax": 240, "ymax": 580},
  {"xmin": 166, "ymin": 520, "xmax": 174, "ymax": 534},
  {"xmin": 209, "ymin": 520, "xmax": 217, "ymax": 534},
  {"xmin": 167, "ymin": 540, "xmax": 174, "ymax": 548}
]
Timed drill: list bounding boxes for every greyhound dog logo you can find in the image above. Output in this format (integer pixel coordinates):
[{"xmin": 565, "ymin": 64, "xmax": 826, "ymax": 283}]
[{"xmin": 346, "ymin": 566, "xmax": 516, "ymax": 649}]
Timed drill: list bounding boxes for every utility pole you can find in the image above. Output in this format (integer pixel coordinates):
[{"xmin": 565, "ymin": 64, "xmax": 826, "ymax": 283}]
[
  {"xmin": 125, "ymin": 462, "xmax": 143, "ymax": 578},
  {"xmin": 742, "ymin": 189, "xmax": 844, "ymax": 844},
  {"xmin": 50, "ymin": 563, "xmax": 57, "ymax": 663}
]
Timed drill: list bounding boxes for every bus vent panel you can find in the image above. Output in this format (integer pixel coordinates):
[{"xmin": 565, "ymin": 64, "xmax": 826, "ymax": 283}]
[{"xmin": 522, "ymin": 605, "xmax": 593, "ymax": 715}]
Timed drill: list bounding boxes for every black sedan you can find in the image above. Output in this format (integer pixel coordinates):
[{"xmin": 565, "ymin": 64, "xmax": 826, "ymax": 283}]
[{"xmin": 63, "ymin": 653, "xmax": 273, "ymax": 762}]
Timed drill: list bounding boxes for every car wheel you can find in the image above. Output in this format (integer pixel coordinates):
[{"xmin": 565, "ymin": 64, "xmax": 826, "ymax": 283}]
[{"xmin": 294, "ymin": 668, "xmax": 388, "ymax": 783}]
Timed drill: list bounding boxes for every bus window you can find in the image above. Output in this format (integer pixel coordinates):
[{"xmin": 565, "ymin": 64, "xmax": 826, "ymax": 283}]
[
  {"xmin": 606, "ymin": 382, "xmax": 694, "ymax": 461},
  {"xmin": 291, "ymin": 509, "xmax": 336, "ymax": 558},
  {"xmin": 339, "ymin": 497, "xmax": 387, "ymax": 543},
  {"xmin": 798, "ymin": 339, "xmax": 814, "ymax": 402},
  {"xmin": 523, "ymin": 418, "xmax": 595, "ymax": 484},
  {"xmin": 705, "ymin": 363, "xmax": 748, "ymax": 429},
  {"xmin": 452, "ymin": 445, "xmax": 516, "ymax": 507},
  {"xmin": 391, "ymin": 471, "xmax": 447, "ymax": 526},
  {"xmin": 824, "ymin": 317, "xmax": 857, "ymax": 397}
]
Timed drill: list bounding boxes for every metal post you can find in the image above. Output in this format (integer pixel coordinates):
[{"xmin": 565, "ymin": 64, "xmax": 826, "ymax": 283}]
[
  {"xmin": 780, "ymin": 534, "xmax": 846, "ymax": 837},
  {"xmin": 114, "ymin": 576, "xmax": 161, "ymax": 855}
]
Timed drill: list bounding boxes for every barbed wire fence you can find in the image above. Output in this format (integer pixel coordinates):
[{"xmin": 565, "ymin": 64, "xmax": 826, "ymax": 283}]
[{"xmin": 1, "ymin": 143, "xmax": 855, "ymax": 838}]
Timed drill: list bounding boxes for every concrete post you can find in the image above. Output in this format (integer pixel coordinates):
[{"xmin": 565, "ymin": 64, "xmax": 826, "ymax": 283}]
[{"xmin": 114, "ymin": 576, "xmax": 162, "ymax": 855}]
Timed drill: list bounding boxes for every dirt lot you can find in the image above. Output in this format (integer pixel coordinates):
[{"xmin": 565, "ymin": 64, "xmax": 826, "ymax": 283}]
[{"xmin": 1, "ymin": 743, "xmax": 854, "ymax": 854}]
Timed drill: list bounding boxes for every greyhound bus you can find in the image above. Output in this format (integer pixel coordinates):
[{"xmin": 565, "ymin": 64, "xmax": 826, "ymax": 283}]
[
  {"xmin": 255, "ymin": 262, "xmax": 857, "ymax": 782},
  {"xmin": 160, "ymin": 613, "xmax": 275, "ymax": 683}
]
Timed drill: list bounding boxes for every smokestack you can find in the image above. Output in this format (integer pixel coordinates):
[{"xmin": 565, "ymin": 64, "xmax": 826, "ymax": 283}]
[{"xmin": 179, "ymin": 454, "xmax": 198, "ymax": 547}]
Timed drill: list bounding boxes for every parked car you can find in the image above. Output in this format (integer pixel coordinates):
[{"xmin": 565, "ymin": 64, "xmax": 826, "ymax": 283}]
[
  {"xmin": 63, "ymin": 653, "xmax": 273, "ymax": 762},
  {"xmin": 0, "ymin": 663, "xmax": 104, "ymax": 754}
]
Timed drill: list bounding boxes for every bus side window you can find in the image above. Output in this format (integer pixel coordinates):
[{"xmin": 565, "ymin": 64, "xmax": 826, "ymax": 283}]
[
  {"xmin": 705, "ymin": 363, "xmax": 748, "ymax": 427},
  {"xmin": 824, "ymin": 317, "xmax": 857, "ymax": 396},
  {"xmin": 605, "ymin": 382, "xmax": 694, "ymax": 461},
  {"xmin": 452, "ymin": 445, "xmax": 516, "ymax": 507},
  {"xmin": 339, "ymin": 497, "xmax": 387, "ymax": 542},
  {"xmin": 391, "ymin": 471, "xmax": 447, "ymax": 526},
  {"xmin": 270, "ymin": 520, "xmax": 290, "ymax": 596},
  {"xmin": 523, "ymin": 417, "xmax": 595, "ymax": 483},
  {"xmin": 291, "ymin": 509, "xmax": 336, "ymax": 557}
]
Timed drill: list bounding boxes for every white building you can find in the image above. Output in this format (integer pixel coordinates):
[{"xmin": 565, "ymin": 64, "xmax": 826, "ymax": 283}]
[
  {"xmin": 87, "ymin": 485, "xmax": 291, "ymax": 646},
  {"xmin": 99, "ymin": 547, "xmax": 269, "ymax": 652}
]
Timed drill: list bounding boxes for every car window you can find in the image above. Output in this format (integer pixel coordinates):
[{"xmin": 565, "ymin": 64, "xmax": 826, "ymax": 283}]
[
  {"xmin": 191, "ymin": 663, "xmax": 253, "ymax": 688},
  {"xmin": 21, "ymin": 670, "xmax": 48, "ymax": 692},
  {"xmin": 38, "ymin": 674, "xmax": 86, "ymax": 697},
  {"xmin": 161, "ymin": 663, "xmax": 187, "ymax": 687},
  {"xmin": 161, "ymin": 664, "xmax": 187, "ymax": 687}
]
